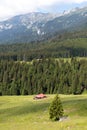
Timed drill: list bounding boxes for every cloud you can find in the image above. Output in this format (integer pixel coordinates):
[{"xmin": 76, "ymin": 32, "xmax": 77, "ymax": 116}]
[{"xmin": 0, "ymin": 0, "xmax": 87, "ymax": 20}]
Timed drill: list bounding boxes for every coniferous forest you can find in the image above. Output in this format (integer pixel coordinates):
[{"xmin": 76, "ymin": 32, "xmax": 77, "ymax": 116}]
[
  {"xmin": 0, "ymin": 31, "xmax": 87, "ymax": 96},
  {"xmin": 0, "ymin": 58, "xmax": 87, "ymax": 95}
]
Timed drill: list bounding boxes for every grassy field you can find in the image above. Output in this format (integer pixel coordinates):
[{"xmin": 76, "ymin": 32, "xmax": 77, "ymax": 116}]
[
  {"xmin": 55, "ymin": 57, "xmax": 87, "ymax": 63},
  {"xmin": 0, "ymin": 94, "xmax": 87, "ymax": 130}
]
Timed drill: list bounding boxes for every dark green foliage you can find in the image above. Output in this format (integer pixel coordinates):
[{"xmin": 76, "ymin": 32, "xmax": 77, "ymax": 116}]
[
  {"xmin": 49, "ymin": 94, "xmax": 64, "ymax": 121},
  {"xmin": 0, "ymin": 58, "xmax": 87, "ymax": 95},
  {"xmin": 0, "ymin": 91, "xmax": 2, "ymax": 96}
]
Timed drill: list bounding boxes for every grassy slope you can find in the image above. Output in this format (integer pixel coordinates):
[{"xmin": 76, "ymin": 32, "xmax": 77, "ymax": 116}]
[{"xmin": 0, "ymin": 95, "xmax": 87, "ymax": 130}]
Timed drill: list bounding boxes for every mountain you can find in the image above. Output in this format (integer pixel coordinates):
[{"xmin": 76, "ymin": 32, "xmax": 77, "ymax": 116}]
[
  {"xmin": 44, "ymin": 7, "xmax": 87, "ymax": 35},
  {"xmin": 0, "ymin": 6, "xmax": 87, "ymax": 44},
  {"xmin": 0, "ymin": 12, "xmax": 60, "ymax": 44}
]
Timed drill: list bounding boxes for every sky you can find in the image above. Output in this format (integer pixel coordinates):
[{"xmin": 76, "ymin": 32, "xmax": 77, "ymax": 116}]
[{"xmin": 0, "ymin": 0, "xmax": 87, "ymax": 21}]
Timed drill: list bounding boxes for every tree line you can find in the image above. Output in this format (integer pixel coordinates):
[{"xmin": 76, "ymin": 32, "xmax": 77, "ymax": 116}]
[{"xmin": 0, "ymin": 58, "xmax": 87, "ymax": 95}]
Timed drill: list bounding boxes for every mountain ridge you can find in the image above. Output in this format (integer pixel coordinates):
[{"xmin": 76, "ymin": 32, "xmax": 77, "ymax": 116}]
[{"xmin": 0, "ymin": 6, "xmax": 87, "ymax": 44}]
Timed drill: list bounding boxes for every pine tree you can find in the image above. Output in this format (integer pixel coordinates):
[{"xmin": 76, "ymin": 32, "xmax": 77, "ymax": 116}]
[{"xmin": 49, "ymin": 94, "xmax": 64, "ymax": 121}]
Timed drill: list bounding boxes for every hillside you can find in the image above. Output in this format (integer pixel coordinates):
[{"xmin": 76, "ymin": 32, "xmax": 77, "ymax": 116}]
[{"xmin": 0, "ymin": 30, "xmax": 87, "ymax": 61}]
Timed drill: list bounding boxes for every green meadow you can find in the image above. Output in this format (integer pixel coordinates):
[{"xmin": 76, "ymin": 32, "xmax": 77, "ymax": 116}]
[{"xmin": 0, "ymin": 94, "xmax": 87, "ymax": 130}]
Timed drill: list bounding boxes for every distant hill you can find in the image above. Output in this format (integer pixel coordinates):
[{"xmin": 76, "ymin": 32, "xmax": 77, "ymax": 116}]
[{"xmin": 0, "ymin": 30, "xmax": 87, "ymax": 61}]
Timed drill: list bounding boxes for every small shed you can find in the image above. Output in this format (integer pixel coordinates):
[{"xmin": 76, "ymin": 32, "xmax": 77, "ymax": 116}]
[{"xmin": 34, "ymin": 93, "xmax": 47, "ymax": 99}]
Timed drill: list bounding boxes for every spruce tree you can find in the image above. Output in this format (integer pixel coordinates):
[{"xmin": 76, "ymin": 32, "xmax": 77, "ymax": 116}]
[{"xmin": 49, "ymin": 94, "xmax": 64, "ymax": 121}]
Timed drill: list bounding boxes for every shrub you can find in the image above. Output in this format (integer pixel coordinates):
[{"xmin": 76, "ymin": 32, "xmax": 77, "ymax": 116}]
[{"xmin": 49, "ymin": 94, "xmax": 64, "ymax": 121}]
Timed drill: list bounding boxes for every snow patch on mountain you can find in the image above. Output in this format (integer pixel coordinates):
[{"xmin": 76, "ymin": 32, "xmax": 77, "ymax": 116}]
[{"xmin": 0, "ymin": 24, "xmax": 13, "ymax": 31}]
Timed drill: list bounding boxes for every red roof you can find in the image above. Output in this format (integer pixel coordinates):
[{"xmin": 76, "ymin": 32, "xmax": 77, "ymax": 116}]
[{"xmin": 36, "ymin": 93, "xmax": 46, "ymax": 98}]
